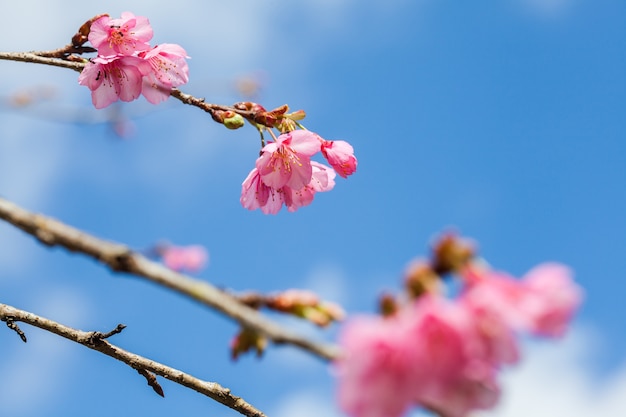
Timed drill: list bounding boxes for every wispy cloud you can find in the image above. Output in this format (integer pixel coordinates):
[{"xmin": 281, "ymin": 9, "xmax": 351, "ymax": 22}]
[{"xmin": 489, "ymin": 325, "xmax": 626, "ymax": 416}]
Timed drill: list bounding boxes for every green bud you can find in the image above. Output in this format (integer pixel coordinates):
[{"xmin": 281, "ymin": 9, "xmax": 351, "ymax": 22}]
[{"xmin": 223, "ymin": 113, "xmax": 245, "ymax": 130}]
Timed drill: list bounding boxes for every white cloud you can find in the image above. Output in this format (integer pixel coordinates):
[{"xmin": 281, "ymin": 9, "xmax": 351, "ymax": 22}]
[
  {"xmin": 487, "ymin": 325, "xmax": 626, "ymax": 417},
  {"xmin": 272, "ymin": 390, "xmax": 344, "ymax": 417}
]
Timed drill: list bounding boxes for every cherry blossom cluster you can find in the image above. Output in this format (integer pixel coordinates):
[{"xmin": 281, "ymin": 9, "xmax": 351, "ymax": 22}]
[
  {"xmin": 78, "ymin": 12, "xmax": 189, "ymax": 109},
  {"xmin": 240, "ymin": 129, "xmax": 357, "ymax": 214},
  {"xmin": 336, "ymin": 234, "xmax": 582, "ymax": 417}
]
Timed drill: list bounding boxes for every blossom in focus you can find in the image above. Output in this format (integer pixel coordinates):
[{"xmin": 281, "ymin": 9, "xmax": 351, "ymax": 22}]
[
  {"xmin": 160, "ymin": 245, "xmax": 208, "ymax": 273},
  {"xmin": 79, "ymin": 12, "xmax": 189, "ymax": 108},
  {"xmin": 89, "ymin": 12, "xmax": 153, "ymax": 56},
  {"xmin": 78, "ymin": 56, "xmax": 150, "ymax": 109},
  {"xmin": 256, "ymin": 130, "xmax": 321, "ymax": 190},
  {"xmin": 240, "ymin": 167, "xmax": 284, "ymax": 215},
  {"xmin": 284, "ymin": 161, "xmax": 336, "ymax": 212},
  {"xmin": 241, "ymin": 161, "xmax": 336, "ymax": 214},
  {"xmin": 139, "ymin": 43, "xmax": 190, "ymax": 104},
  {"xmin": 321, "ymin": 139, "xmax": 357, "ymax": 178}
]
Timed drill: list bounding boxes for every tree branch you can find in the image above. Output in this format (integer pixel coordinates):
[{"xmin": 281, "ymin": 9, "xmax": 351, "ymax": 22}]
[
  {"xmin": 0, "ymin": 51, "xmax": 258, "ymax": 123},
  {"xmin": 0, "ymin": 302, "xmax": 266, "ymax": 417},
  {"xmin": 0, "ymin": 197, "xmax": 342, "ymax": 361}
]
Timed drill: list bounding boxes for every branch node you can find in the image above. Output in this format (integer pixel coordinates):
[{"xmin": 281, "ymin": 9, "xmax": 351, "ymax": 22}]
[
  {"xmin": 137, "ymin": 368, "xmax": 165, "ymax": 397},
  {"xmin": 88, "ymin": 324, "xmax": 126, "ymax": 345},
  {"xmin": 108, "ymin": 251, "xmax": 135, "ymax": 273},
  {"xmin": 4, "ymin": 317, "xmax": 27, "ymax": 343}
]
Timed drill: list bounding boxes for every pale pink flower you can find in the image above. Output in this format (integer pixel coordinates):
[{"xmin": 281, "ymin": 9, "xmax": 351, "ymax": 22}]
[
  {"xmin": 139, "ymin": 43, "xmax": 190, "ymax": 104},
  {"xmin": 161, "ymin": 245, "xmax": 208, "ymax": 273},
  {"xmin": 403, "ymin": 296, "xmax": 501, "ymax": 417},
  {"xmin": 519, "ymin": 263, "xmax": 582, "ymax": 337},
  {"xmin": 240, "ymin": 167, "xmax": 284, "ymax": 215},
  {"xmin": 89, "ymin": 12, "xmax": 153, "ymax": 56},
  {"xmin": 256, "ymin": 130, "xmax": 321, "ymax": 190},
  {"xmin": 461, "ymin": 263, "xmax": 582, "ymax": 337},
  {"xmin": 337, "ymin": 296, "xmax": 502, "ymax": 417},
  {"xmin": 337, "ymin": 315, "xmax": 418, "ymax": 417},
  {"xmin": 78, "ymin": 55, "xmax": 151, "ymax": 109},
  {"xmin": 321, "ymin": 139, "xmax": 357, "ymax": 178},
  {"xmin": 283, "ymin": 162, "xmax": 336, "ymax": 212}
]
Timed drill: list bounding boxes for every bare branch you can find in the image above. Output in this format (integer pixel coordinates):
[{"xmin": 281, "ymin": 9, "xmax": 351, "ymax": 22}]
[
  {"xmin": 0, "ymin": 302, "xmax": 266, "ymax": 417},
  {"xmin": 0, "ymin": 197, "xmax": 342, "ymax": 361},
  {"xmin": 0, "ymin": 52, "xmax": 85, "ymax": 72}
]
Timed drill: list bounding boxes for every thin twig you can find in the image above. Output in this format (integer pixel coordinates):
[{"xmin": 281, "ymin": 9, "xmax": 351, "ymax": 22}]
[
  {"xmin": 0, "ymin": 52, "xmax": 85, "ymax": 72},
  {"xmin": 0, "ymin": 302, "xmax": 266, "ymax": 417},
  {"xmin": 0, "ymin": 197, "xmax": 342, "ymax": 361}
]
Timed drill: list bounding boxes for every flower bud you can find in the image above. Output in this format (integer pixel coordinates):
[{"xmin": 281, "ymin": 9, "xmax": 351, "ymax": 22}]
[
  {"xmin": 230, "ymin": 328, "xmax": 266, "ymax": 360},
  {"xmin": 431, "ymin": 233, "xmax": 476, "ymax": 275},
  {"xmin": 223, "ymin": 113, "xmax": 245, "ymax": 129},
  {"xmin": 404, "ymin": 259, "xmax": 441, "ymax": 298}
]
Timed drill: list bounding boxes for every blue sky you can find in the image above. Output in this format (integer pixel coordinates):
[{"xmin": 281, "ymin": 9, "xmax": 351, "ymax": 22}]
[{"xmin": 1, "ymin": 1, "xmax": 625, "ymax": 416}]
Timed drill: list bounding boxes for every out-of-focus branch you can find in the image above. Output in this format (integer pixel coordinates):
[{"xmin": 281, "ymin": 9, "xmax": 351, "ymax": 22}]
[
  {"xmin": 0, "ymin": 302, "xmax": 267, "ymax": 417},
  {"xmin": 0, "ymin": 197, "xmax": 342, "ymax": 361}
]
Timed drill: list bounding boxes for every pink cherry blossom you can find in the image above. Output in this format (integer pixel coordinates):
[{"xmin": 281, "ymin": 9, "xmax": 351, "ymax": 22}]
[
  {"xmin": 240, "ymin": 167, "xmax": 284, "ymax": 215},
  {"xmin": 139, "ymin": 43, "xmax": 190, "ymax": 104},
  {"xmin": 284, "ymin": 162, "xmax": 336, "ymax": 212},
  {"xmin": 89, "ymin": 12, "xmax": 153, "ymax": 56},
  {"xmin": 403, "ymin": 296, "xmax": 501, "ymax": 417},
  {"xmin": 78, "ymin": 55, "xmax": 151, "ymax": 109},
  {"xmin": 256, "ymin": 130, "xmax": 321, "ymax": 190},
  {"xmin": 337, "ymin": 296, "xmax": 503, "ymax": 417},
  {"xmin": 337, "ymin": 314, "xmax": 418, "ymax": 417},
  {"xmin": 242, "ymin": 161, "xmax": 336, "ymax": 214},
  {"xmin": 321, "ymin": 139, "xmax": 357, "ymax": 178},
  {"xmin": 161, "ymin": 245, "xmax": 208, "ymax": 273},
  {"xmin": 461, "ymin": 263, "xmax": 582, "ymax": 337},
  {"xmin": 519, "ymin": 263, "xmax": 582, "ymax": 337}
]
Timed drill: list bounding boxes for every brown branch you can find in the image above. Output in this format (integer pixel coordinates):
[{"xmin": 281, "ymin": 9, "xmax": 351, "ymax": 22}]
[
  {"xmin": 0, "ymin": 197, "xmax": 342, "ymax": 361},
  {"xmin": 0, "ymin": 302, "xmax": 266, "ymax": 417},
  {"xmin": 0, "ymin": 51, "xmax": 259, "ymax": 123},
  {"xmin": 0, "ymin": 52, "xmax": 85, "ymax": 72}
]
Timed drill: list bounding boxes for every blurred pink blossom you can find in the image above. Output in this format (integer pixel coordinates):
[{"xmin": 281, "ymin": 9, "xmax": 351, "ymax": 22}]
[
  {"xmin": 160, "ymin": 245, "xmax": 208, "ymax": 273},
  {"xmin": 337, "ymin": 263, "xmax": 582, "ymax": 417}
]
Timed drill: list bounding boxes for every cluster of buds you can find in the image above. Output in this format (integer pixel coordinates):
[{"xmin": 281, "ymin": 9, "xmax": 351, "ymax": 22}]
[
  {"xmin": 231, "ymin": 289, "xmax": 344, "ymax": 359},
  {"xmin": 337, "ymin": 233, "xmax": 583, "ymax": 417},
  {"xmin": 77, "ymin": 12, "xmax": 189, "ymax": 109},
  {"xmin": 267, "ymin": 289, "xmax": 345, "ymax": 327}
]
